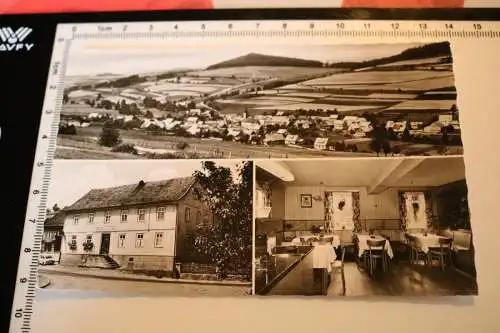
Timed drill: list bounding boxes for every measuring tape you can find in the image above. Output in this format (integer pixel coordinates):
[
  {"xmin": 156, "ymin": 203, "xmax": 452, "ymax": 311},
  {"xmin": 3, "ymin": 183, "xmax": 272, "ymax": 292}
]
[{"xmin": 9, "ymin": 18, "xmax": 500, "ymax": 332}]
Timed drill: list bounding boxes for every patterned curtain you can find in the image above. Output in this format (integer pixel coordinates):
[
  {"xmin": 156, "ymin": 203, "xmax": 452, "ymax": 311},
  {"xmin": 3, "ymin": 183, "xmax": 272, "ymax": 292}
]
[
  {"xmin": 399, "ymin": 192, "xmax": 408, "ymax": 230},
  {"xmin": 324, "ymin": 192, "xmax": 333, "ymax": 233},
  {"xmin": 352, "ymin": 192, "xmax": 361, "ymax": 232},
  {"xmin": 424, "ymin": 191, "xmax": 435, "ymax": 230}
]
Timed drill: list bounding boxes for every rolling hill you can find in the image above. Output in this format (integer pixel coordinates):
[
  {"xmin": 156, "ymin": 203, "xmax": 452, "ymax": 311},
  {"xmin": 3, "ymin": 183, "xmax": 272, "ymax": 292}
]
[
  {"xmin": 328, "ymin": 42, "xmax": 452, "ymax": 69},
  {"xmin": 206, "ymin": 52, "xmax": 324, "ymax": 70}
]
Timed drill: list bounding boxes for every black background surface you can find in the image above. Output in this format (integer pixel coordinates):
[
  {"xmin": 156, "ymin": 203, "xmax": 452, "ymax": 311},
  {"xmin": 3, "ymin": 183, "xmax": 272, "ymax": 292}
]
[{"xmin": 1, "ymin": 8, "xmax": 500, "ymax": 332}]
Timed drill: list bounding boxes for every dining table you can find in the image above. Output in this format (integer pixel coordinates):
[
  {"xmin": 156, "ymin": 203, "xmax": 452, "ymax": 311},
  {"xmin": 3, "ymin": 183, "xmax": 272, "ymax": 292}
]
[
  {"xmin": 312, "ymin": 244, "xmax": 337, "ymax": 273},
  {"xmin": 355, "ymin": 234, "xmax": 394, "ymax": 259},
  {"xmin": 290, "ymin": 234, "xmax": 341, "ymax": 248},
  {"xmin": 409, "ymin": 233, "xmax": 450, "ymax": 253}
]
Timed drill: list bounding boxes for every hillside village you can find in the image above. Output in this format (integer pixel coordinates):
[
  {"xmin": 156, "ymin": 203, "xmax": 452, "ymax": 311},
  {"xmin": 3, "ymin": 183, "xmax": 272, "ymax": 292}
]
[{"xmin": 58, "ymin": 42, "xmax": 462, "ymax": 158}]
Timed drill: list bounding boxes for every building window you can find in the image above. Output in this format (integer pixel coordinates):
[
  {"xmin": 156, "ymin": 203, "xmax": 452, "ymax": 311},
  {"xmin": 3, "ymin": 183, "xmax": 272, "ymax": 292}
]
[
  {"xmin": 121, "ymin": 209, "xmax": 128, "ymax": 223},
  {"xmin": 135, "ymin": 233, "xmax": 144, "ymax": 248},
  {"xmin": 154, "ymin": 232, "xmax": 164, "ymax": 248},
  {"xmin": 104, "ymin": 210, "xmax": 111, "ymax": 224},
  {"xmin": 69, "ymin": 235, "xmax": 77, "ymax": 251},
  {"xmin": 185, "ymin": 207, "xmax": 191, "ymax": 222},
  {"xmin": 118, "ymin": 234, "xmax": 126, "ymax": 248},
  {"xmin": 156, "ymin": 207, "xmax": 165, "ymax": 220},
  {"xmin": 88, "ymin": 212, "xmax": 95, "ymax": 224},
  {"xmin": 73, "ymin": 214, "xmax": 79, "ymax": 224},
  {"xmin": 137, "ymin": 208, "xmax": 146, "ymax": 222}
]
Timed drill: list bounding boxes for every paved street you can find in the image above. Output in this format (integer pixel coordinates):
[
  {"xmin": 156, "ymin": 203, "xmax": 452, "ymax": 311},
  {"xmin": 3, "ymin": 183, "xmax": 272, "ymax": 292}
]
[{"xmin": 43, "ymin": 273, "xmax": 252, "ymax": 297}]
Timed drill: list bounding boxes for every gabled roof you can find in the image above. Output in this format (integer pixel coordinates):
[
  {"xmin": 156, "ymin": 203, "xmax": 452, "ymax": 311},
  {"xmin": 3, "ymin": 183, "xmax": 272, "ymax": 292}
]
[
  {"xmin": 44, "ymin": 211, "xmax": 65, "ymax": 228},
  {"xmin": 64, "ymin": 177, "xmax": 195, "ymax": 212}
]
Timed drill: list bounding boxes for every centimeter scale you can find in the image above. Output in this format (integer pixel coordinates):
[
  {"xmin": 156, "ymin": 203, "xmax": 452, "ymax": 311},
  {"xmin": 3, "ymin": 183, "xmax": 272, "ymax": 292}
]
[{"xmin": 9, "ymin": 18, "xmax": 500, "ymax": 332}]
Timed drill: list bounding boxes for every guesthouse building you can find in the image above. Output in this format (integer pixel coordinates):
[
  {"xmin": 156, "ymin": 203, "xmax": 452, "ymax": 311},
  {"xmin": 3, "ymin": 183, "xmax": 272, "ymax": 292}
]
[{"xmin": 60, "ymin": 177, "xmax": 211, "ymax": 273}]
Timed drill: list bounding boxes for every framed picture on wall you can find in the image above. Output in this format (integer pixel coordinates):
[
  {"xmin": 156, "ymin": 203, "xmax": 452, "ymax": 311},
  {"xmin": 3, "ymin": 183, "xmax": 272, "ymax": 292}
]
[{"xmin": 300, "ymin": 194, "xmax": 313, "ymax": 208}]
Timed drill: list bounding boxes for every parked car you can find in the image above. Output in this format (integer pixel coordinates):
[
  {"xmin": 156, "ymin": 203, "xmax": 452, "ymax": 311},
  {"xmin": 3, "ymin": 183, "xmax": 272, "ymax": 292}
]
[{"xmin": 39, "ymin": 254, "xmax": 56, "ymax": 265}]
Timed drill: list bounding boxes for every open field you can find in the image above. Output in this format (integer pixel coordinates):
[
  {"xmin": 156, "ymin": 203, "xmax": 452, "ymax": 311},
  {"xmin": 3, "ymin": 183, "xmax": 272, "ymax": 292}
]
[
  {"xmin": 385, "ymin": 99, "xmax": 457, "ymax": 111},
  {"xmin": 301, "ymin": 70, "xmax": 452, "ymax": 86},
  {"xmin": 252, "ymin": 103, "xmax": 383, "ymax": 112},
  {"xmin": 377, "ymin": 56, "xmax": 450, "ymax": 67},
  {"xmin": 61, "ymin": 105, "xmax": 120, "ymax": 117},
  {"xmin": 188, "ymin": 66, "xmax": 335, "ymax": 79}
]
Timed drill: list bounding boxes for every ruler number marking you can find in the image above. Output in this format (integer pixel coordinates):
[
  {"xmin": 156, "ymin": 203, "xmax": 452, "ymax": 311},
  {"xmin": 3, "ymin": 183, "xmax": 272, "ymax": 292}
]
[
  {"xmin": 391, "ymin": 23, "xmax": 400, "ymax": 30},
  {"xmin": 14, "ymin": 309, "xmax": 23, "ymax": 318},
  {"xmin": 336, "ymin": 23, "xmax": 345, "ymax": 29},
  {"xmin": 474, "ymin": 23, "xmax": 482, "ymax": 30}
]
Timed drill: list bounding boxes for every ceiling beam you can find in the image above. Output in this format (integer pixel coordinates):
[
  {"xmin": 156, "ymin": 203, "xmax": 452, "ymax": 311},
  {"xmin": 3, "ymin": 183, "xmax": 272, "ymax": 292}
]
[
  {"xmin": 368, "ymin": 158, "xmax": 424, "ymax": 195},
  {"xmin": 256, "ymin": 161, "xmax": 295, "ymax": 182}
]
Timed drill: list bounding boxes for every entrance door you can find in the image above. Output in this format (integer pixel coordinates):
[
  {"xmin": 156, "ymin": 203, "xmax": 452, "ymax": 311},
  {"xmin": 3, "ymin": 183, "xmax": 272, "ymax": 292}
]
[
  {"xmin": 100, "ymin": 233, "xmax": 111, "ymax": 255},
  {"xmin": 54, "ymin": 235, "xmax": 62, "ymax": 252}
]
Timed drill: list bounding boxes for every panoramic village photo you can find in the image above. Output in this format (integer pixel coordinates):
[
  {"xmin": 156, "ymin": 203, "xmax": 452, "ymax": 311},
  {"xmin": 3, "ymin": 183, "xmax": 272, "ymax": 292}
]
[
  {"xmin": 254, "ymin": 157, "xmax": 477, "ymax": 296},
  {"xmin": 39, "ymin": 159, "xmax": 253, "ymax": 296},
  {"xmin": 56, "ymin": 40, "xmax": 462, "ymax": 160}
]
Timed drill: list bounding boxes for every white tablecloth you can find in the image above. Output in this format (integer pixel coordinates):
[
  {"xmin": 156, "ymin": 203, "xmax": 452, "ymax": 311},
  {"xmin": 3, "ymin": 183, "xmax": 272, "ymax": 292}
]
[
  {"xmin": 312, "ymin": 244, "xmax": 337, "ymax": 273},
  {"xmin": 411, "ymin": 233, "xmax": 448, "ymax": 253},
  {"xmin": 356, "ymin": 234, "xmax": 394, "ymax": 259},
  {"xmin": 291, "ymin": 234, "xmax": 341, "ymax": 248}
]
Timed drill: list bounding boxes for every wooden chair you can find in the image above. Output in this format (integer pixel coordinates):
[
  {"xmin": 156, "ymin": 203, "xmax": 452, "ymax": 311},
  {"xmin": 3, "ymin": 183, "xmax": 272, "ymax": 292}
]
[
  {"xmin": 405, "ymin": 233, "xmax": 427, "ymax": 265},
  {"xmin": 404, "ymin": 233, "xmax": 416, "ymax": 264},
  {"xmin": 366, "ymin": 238, "xmax": 387, "ymax": 277},
  {"xmin": 428, "ymin": 237, "xmax": 453, "ymax": 271},
  {"xmin": 331, "ymin": 246, "xmax": 346, "ymax": 296}
]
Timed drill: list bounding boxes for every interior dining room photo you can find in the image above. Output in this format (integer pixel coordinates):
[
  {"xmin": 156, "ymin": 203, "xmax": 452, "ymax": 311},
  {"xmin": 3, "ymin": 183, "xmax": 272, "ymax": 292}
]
[{"xmin": 253, "ymin": 156, "xmax": 478, "ymax": 296}]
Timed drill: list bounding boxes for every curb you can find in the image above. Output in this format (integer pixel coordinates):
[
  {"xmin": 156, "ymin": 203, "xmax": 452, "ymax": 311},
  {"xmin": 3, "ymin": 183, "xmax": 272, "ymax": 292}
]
[
  {"xmin": 38, "ymin": 275, "xmax": 51, "ymax": 288},
  {"xmin": 38, "ymin": 268, "xmax": 252, "ymax": 287}
]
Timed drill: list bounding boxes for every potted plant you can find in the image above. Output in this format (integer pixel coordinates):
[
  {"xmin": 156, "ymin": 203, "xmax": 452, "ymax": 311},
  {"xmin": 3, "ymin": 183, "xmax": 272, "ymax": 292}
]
[
  {"xmin": 311, "ymin": 225, "xmax": 321, "ymax": 235},
  {"xmin": 338, "ymin": 200, "xmax": 346, "ymax": 211},
  {"xmin": 83, "ymin": 240, "xmax": 94, "ymax": 252},
  {"xmin": 68, "ymin": 241, "xmax": 77, "ymax": 251}
]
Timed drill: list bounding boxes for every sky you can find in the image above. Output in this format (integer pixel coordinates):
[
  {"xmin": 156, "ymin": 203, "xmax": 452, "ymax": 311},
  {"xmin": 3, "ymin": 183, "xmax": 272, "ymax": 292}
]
[
  {"xmin": 65, "ymin": 41, "xmax": 423, "ymax": 76},
  {"xmin": 47, "ymin": 160, "xmax": 245, "ymax": 208}
]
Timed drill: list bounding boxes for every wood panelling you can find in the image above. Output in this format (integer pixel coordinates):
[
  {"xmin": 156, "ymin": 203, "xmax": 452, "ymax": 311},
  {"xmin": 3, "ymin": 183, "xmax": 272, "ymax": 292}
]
[
  {"xmin": 271, "ymin": 183, "xmax": 286, "ymax": 219},
  {"xmin": 284, "ymin": 186, "xmax": 401, "ymax": 221}
]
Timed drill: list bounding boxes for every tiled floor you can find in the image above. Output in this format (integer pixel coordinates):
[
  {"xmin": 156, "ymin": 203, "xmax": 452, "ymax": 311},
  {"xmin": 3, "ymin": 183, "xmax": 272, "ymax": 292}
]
[{"xmin": 328, "ymin": 262, "xmax": 478, "ymax": 297}]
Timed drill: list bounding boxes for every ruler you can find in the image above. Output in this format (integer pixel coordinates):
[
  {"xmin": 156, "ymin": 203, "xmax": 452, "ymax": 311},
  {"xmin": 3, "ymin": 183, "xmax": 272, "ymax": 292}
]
[{"xmin": 8, "ymin": 18, "xmax": 500, "ymax": 332}]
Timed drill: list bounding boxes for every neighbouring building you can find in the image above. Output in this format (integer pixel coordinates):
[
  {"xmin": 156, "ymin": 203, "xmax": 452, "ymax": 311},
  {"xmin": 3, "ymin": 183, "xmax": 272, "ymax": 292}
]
[
  {"xmin": 285, "ymin": 134, "xmax": 299, "ymax": 146},
  {"xmin": 264, "ymin": 133, "xmax": 285, "ymax": 145},
  {"xmin": 60, "ymin": 177, "xmax": 212, "ymax": 273},
  {"xmin": 314, "ymin": 137, "xmax": 329, "ymax": 150},
  {"xmin": 42, "ymin": 211, "xmax": 64, "ymax": 257}
]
